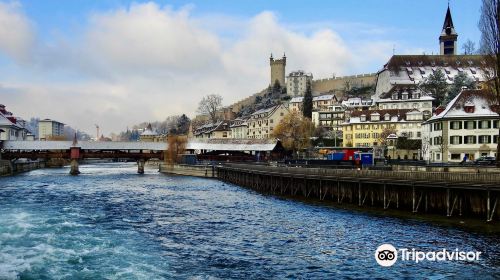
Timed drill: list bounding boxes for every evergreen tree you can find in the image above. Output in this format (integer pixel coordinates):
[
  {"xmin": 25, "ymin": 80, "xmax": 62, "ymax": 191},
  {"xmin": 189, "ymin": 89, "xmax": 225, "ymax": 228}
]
[
  {"xmin": 302, "ymin": 80, "xmax": 313, "ymax": 118},
  {"xmin": 419, "ymin": 69, "xmax": 448, "ymax": 107},
  {"xmin": 447, "ymin": 72, "xmax": 477, "ymax": 103}
]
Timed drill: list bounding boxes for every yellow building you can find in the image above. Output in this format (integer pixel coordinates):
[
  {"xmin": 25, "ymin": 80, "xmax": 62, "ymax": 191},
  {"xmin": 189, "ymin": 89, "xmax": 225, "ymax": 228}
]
[{"xmin": 342, "ymin": 109, "xmax": 424, "ymax": 147}]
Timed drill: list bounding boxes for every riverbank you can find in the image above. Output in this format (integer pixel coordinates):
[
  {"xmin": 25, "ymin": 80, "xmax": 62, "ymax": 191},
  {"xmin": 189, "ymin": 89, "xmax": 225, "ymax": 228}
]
[
  {"xmin": 160, "ymin": 163, "xmax": 216, "ymax": 178},
  {"xmin": 0, "ymin": 160, "xmax": 45, "ymax": 176}
]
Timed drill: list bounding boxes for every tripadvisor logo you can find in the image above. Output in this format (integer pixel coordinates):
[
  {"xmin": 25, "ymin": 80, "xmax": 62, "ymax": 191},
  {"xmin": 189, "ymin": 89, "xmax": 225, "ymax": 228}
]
[
  {"xmin": 375, "ymin": 244, "xmax": 397, "ymax": 267},
  {"xmin": 374, "ymin": 244, "xmax": 481, "ymax": 267}
]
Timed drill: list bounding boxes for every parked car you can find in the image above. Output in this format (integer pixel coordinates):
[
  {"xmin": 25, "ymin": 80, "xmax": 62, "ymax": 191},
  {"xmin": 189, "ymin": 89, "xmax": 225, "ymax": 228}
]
[{"xmin": 474, "ymin": 156, "xmax": 496, "ymax": 165}]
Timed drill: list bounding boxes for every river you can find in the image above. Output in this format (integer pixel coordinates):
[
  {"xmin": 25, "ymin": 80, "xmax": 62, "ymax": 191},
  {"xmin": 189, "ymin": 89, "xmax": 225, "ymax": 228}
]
[{"xmin": 0, "ymin": 163, "xmax": 498, "ymax": 279}]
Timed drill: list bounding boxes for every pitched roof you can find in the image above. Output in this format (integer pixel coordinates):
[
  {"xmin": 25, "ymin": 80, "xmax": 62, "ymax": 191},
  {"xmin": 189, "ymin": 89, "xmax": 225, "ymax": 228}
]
[
  {"xmin": 426, "ymin": 89, "xmax": 499, "ymax": 122},
  {"xmin": 186, "ymin": 138, "xmax": 281, "ymax": 152},
  {"xmin": 383, "ymin": 55, "xmax": 485, "ymax": 72}
]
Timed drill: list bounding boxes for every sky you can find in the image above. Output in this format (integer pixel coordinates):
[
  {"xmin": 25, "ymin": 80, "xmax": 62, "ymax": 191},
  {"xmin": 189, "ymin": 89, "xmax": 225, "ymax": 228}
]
[{"xmin": 0, "ymin": 0, "xmax": 483, "ymax": 135}]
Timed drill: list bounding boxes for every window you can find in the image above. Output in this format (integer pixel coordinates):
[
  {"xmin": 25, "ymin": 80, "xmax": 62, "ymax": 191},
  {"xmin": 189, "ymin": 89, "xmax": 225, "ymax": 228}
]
[
  {"xmin": 417, "ymin": 132, "xmax": 421, "ymax": 138},
  {"xmin": 494, "ymin": 120, "xmax": 499, "ymax": 128},
  {"xmin": 494, "ymin": 135, "xmax": 499, "ymax": 144},
  {"xmin": 270, "ymin": 119, "xmax": 273, "ymax": 124},
  {"xmin": 433, "ymin": 123, "xmax": 442, "ymax": 131},
  {"xmin": 360, "ymin": 115, "xmax": 366, "ymax": 122},
  {"xmin": 392, "ymin": 93, "xmax": 398, "ymax": 100},
  {"xmin": 478, "ymin": 120, "xmax": 491, "ymax": 129},
  {"xmin": 464, "ymin": 121, "xmax": 476, "ymax": 129},
  {"xmin": 451, "ymin": 154, "xmax": 461, "ymax": 160},
  {"xmin": 433, "ymin": 136, "xmax": 442, "ymax": 145},
  {"xmin": 464, "ymin": 135, "xmax": 477, "ymax": 144},
  {"xmin": 384, "ymin": 114, "xmax": 390, "ymax": 121},
  {"xmin": 450, "ymin": 136, "xmax": 462, "ymax": 145},
  {"xmin": 450, "ymin": 121, "xmax": 462, "ymax": 130},
  {"xmin": 478, "ymin": 135, "xmax": 491, "ymax": 144}
]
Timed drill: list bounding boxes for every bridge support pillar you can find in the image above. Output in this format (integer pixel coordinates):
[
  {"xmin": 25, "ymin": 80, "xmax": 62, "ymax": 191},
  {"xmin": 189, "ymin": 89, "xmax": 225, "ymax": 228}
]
[
  {"xmin": 137, "ymin": 159, "xmax": 145, "ymax": 174},
  {"xmin": 70, "ymin": 159, "xmax": 80, "ymax": 175}
]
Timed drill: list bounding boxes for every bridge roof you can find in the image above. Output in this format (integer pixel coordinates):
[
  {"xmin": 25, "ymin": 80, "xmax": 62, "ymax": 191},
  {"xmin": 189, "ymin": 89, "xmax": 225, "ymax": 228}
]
[
  {"xmin": 186, "ymin": 139, "xmax": 281, "ymax": 152},
  {"xmin": 1, "ymin": 141, "xmax": 167, "ymax": 151}
]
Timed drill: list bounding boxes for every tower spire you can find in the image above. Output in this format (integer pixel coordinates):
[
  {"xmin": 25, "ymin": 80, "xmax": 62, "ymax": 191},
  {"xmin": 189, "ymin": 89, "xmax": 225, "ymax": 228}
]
[{"xmin": 439, "ymin": 4, "xmax": 458, "ymax": 55}]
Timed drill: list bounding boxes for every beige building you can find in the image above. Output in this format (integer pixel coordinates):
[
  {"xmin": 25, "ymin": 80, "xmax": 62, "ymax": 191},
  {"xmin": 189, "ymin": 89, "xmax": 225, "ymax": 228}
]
[
  {"xmin": 248, "ymin": 104, "xmax": 289, "ymax": 139},
  {"xmin": 38, "ymin": 119, "xmax": 64, "ymax": 140},
  {"xmin": 287, "ymin": 70, "xmax": 313, "ymax": 97}
]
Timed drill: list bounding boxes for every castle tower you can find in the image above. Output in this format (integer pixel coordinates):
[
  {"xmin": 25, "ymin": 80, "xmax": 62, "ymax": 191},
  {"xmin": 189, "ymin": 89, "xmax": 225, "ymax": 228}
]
[
  {"xmin": 439, "ymin": 4, "xmax": 458, "ymax": 55},
  {"xmin": 270, "ymin": 53, "xmax": 286, "ymax": 87}
]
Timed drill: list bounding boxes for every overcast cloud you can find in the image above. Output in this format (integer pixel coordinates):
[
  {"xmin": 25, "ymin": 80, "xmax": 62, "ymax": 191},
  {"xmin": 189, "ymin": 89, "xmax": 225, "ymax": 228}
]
[{"xmin": 0, "ymin": 2, "xmax": 396, "ymax": 135}]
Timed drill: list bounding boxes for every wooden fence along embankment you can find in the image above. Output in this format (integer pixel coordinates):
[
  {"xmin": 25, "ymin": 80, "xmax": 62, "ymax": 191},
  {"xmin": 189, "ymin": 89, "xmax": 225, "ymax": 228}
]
[{"xmin": 217, "ymin": 164, "xmax": 500, "ymax": 222}]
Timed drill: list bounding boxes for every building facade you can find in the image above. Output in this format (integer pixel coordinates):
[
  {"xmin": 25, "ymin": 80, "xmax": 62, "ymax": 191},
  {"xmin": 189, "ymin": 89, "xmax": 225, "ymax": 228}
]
[
  {"xmin": 194, "ymin": 120, "xmax": 233, "ymax": 139},
  {"xmin": 38, "ymin": 119, "xmax": 64, "ymax": 140},
  {"xmin": 230, "ymin": 118, "xmax": 249, "ymax": 139},
  {"xmin": 247, "ymin": 104, "xmax": 289, "ymax": 139},
  {"xmin": 376, "ymin": 86, "xmax": 434, "ymax": 119},
  {"xmin": 0, "ymin": 105, "xmax": 30, "ymax": 141},
  {"xmin": 342, "ymin": 109, "xmax": 424, "ymax": 148},
  {"xmin": 286, "ymin": 70, "xmax": 313, "ymax": 97},
  {"xmin": 422, "ymin": 89, "xmax": 499, "ymax": 163}
]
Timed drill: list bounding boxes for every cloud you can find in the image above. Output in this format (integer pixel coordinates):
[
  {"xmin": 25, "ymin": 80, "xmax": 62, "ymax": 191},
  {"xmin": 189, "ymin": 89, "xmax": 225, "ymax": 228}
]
[
  {"xmin": 0, "ymin": 1, "xmax": 34, "ymax": 62},
  {"xmin": 0, "ymin": 2, "xmax": 397, "ymax": 135}
]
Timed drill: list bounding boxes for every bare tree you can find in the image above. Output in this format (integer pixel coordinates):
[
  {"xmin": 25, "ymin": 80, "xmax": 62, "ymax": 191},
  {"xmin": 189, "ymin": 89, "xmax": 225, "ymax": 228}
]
[
  {"xmin": 462, "ymin": 39, "xmax": 476, "ymax": 55},
  {"xmin": 197, "ymin": 94, "xmax": 223, "ymax": 123},
  {"xmin": 478, "ymin": 0, "xmax": 500, "ymax": 166}
]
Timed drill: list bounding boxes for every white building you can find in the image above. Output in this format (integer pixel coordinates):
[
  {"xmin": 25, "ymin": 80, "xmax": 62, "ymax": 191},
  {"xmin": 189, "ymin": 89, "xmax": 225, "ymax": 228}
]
[
  {"xmin": 38, "ymin": 119, "xmax": 65, "ymax": 140},
  {"xmin": 230, "ymin": 118, "xmax": 249, "ymax": 139},
  {"xmin": 287, "ymin": 70, "xmax": 313, "ymax": 97},
  {"xmin": 376, "ymin": 86, "xmax": 434, "ymax": 119},
  {"xmin": 0, "ymin": 104, "xmax": 30, "ymax": 141},
  {"xmin": 422, "ymin": 89, "xmax": 499, "ymax": 163},
  {"xmin": 374, "ymin": 55, "xmax": 487, "ymax": 100}
]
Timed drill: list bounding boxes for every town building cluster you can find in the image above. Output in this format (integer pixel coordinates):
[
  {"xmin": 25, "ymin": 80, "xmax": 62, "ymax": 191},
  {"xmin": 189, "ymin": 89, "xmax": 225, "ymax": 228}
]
[{"xmin": 192, "ymin": 6, "xmax": 499, "ymax": 164}]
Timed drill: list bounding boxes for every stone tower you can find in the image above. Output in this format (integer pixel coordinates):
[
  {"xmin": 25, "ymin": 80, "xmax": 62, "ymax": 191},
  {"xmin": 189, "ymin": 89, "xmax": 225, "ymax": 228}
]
[
  {"xmin": 439, "ymin": 5, "xmax": 458, "ymax": 55},
  {"xmin": 270, "ymin": 53, "xmax": 286, "ymax": 87}
]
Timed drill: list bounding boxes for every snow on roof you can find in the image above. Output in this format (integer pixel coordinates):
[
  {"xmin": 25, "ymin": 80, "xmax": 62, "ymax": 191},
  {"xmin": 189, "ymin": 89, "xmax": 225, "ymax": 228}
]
[
  {"xmin": 186, "ymin": 138, "xmax": 281, "ymax": 151},
  {"xmin": 427, "ymin": 89, "xmax": 499, "ymax": 122},
  {"xmin": 290, "ymin": 97, "xmax": 304, "ymax": 103},
  {"xmin": 313, "ymin": 95, "xmax": 335, "ymax": 101}
]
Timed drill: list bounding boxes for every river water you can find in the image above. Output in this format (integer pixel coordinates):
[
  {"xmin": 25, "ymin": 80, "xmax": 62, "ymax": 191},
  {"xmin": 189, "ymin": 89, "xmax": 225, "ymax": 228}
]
[{"xmin": 0, "ymin": 163, "xmax": 498, "ymax": 279}]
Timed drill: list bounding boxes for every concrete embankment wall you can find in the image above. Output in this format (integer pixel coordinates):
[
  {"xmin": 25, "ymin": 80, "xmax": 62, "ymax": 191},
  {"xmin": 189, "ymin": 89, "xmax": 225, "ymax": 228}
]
[
  {"xmin": 160, "ymin": 164, "xmax": 216, "ymax": 178},
  {"xmin": 0, "ymin": 160, "xmax": 45, "ymax": 176}
]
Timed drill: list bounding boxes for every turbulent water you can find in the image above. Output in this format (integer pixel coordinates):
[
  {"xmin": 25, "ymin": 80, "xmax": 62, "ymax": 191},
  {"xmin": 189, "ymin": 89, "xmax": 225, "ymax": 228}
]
[{"xmin": 0, "ymin": 163, "xmax": 499, "ymax": 279}]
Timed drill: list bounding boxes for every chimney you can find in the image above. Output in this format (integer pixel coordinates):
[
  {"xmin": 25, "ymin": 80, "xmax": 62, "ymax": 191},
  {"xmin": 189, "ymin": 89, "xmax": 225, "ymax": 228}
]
[{"xmin": 434, "ymin": 106, "xmax": 445, "ymax": 116}]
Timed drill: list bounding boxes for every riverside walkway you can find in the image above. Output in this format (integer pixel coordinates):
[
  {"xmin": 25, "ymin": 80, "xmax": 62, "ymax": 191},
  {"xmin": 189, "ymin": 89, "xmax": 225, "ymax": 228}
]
[{"xmin": 217, "ymin": 164, "xmax": 500, "ymax": 222}]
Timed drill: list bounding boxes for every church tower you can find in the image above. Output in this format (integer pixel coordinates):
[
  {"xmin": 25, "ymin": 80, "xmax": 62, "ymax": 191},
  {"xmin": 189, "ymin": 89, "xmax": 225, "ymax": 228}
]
[
  {"xmin": 270, "ymin": 53, "xmax": 286, "ymax": 87},
  {"xmin": 439, "ymin": 5, "xmax": 458, "ymax": 55}
]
